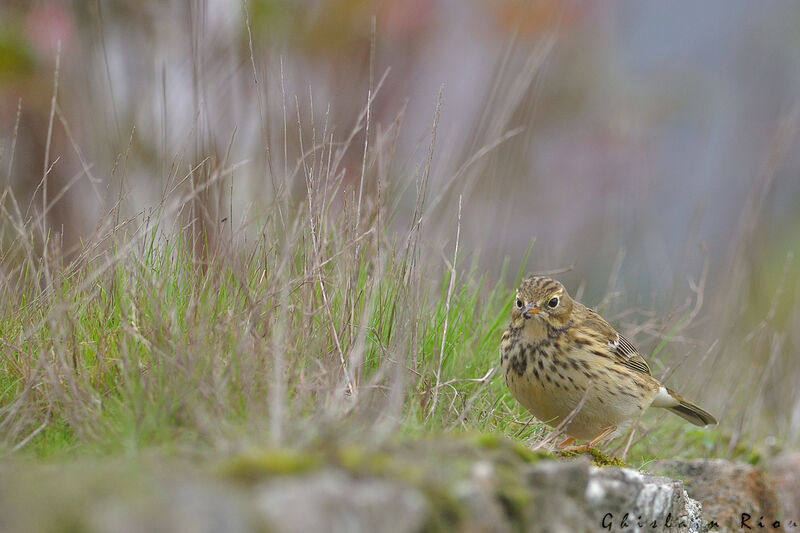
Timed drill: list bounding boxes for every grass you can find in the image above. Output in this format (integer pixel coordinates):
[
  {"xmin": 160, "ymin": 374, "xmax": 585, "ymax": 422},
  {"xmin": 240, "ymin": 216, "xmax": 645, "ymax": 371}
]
[
  {"xmin": 0, "ymin": 61, "xmax": 549, "ymax": 457},
  {"xmin": 0, "ymin": 110, "xmax": 784, "ymax": 467},
  {"xmin": 0, "ymin": 9, "xmax": 795, "ymax": 470},
  {"xmin": 0, "ymin": 186, "xmax": 770, "ymax": 466},
  {"xmin": 0, "ymin": 209, "xmax": 524, "ymax": 458}
]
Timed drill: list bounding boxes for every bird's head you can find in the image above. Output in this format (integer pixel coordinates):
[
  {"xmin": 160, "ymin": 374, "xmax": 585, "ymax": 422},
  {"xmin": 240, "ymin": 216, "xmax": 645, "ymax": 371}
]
[{"xmin": 511, "ymin": 275, "xmax": 573, "ymax": 329}]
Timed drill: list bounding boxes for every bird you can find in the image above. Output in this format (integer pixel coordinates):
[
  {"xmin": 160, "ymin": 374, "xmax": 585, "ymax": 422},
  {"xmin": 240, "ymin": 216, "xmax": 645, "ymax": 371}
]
[{"xmin": 500, "ymin": 275, "xmax": 717, "ymax": 449}]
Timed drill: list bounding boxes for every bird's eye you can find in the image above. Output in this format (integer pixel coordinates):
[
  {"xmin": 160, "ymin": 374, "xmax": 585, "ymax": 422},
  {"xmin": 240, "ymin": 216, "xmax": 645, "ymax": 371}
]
[
  {"xmin": 515, "ymin": 298, "xmax": 523, "ymax": 309},
  {"xmin": 548, "ymin": 297, "xmax": 559, "ymax": 308}
]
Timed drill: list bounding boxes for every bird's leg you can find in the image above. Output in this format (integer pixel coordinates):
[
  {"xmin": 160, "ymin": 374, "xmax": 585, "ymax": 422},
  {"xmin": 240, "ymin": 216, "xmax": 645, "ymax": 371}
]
[
  {"xmin": 559, "ymin": 426, "xmax": 616, "ymax": 452},
  {"xmin": 558, "ymin": 436, "xmax": 575, "ymax": 448},
  {"xmin": 586, "ymin": 426, "xmax": 616, "ymax": 447}
]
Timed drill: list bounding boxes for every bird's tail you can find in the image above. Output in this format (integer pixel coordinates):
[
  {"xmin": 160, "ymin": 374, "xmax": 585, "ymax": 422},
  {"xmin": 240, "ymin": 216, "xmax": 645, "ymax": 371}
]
[{"xmin": 663, "ymin": 387, "xmax": 717, "ymax": 427}]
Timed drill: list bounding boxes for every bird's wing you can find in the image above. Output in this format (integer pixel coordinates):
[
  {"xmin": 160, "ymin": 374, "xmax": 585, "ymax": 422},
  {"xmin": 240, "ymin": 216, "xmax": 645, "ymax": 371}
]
[
  {"xmin": 614, "ymin": 333, "xmax": 651, "ymax": 375},
  {"xmin": 576, "ymin": 307, "xmax": 652, "ymax": 376}
]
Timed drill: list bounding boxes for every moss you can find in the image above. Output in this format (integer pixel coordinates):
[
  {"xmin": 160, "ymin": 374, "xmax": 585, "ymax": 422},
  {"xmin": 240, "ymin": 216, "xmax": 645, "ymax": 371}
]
[
  {"xmin": 557, "ymin": 447, "xmax": 626, "ymax": 467},
  {"xmin": 216, "ymin": 435, "xmax": 628, "ymax": 533},
  {"xmin": 472, "ymin": 432, "xmax": 507, "ymax": 449},
  {"xmin": 511, "ymin": 443, "xmax": 554, "ymax": 464},
  {"xmin": 328, "ymin": 443, "xmax": 467, "ymax": 532},
  {"xmin": 334, "ymin": 445, "xmax": 371, "ymax": 472},
  {"xmin": 218, "ymin": 449, "xmax": 323, "ymax": 483},
  {"xmin": 334, "ymin": 437, "xmax": 546, "ymax": 532},
  {"xmin": 419, "ymin": 485, "xmax": 466, "ymax": 533},
  {"xmin": 471, "ymin": 432, "xmax": 553, "ymax": 463},
  {"xmin": 493, "ymin": 460, "xmax": 532, "ymax": 527},
  {"xmin": 335, "ymin": 445, "xmax": 427, "ymax": 485}
]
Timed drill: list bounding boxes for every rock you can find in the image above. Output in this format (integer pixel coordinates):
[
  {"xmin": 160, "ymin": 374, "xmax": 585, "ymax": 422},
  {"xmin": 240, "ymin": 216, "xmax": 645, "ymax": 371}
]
[
  {"xmin": 650, "ymin": 459, "xmax": 780, "ymax": 530},
  {"xmin": 87, "ymin": 481, "xmax": 253, "ymax": 533},
  {"xmin": 0, "ymin": 464, "xmax": 257, "ymax": 533},
  {"xmin": 766, "ymin": 451, "xmax": 800, "ymax": 520},
  {"xmin": 247, "ymin": 458, "xmax": 704, "ymax": 533},
  {"xmin": 3, "ymin": 442, "xmax": 789, "ymax": 533},
  {"xmin": 253, "ymin": 469, "xmax": 429, "ymax": 533},
  {"xmin": 247, "ymin": 459, "xmax": 704, "ymax": 533},
  {"xmin": 511, "ymin": 459, "xmax": 703, "ymax": 532},
  {"xmin": 584, "ymin": 465, "xmax": 704, "ymax": 533},
  {"xmin": 453, "ymin": 460, "xmax": 514, "ymax": 533},
  {"xmin": 522, "ymin": 459, "xmax": 592, "ymax": 531}
]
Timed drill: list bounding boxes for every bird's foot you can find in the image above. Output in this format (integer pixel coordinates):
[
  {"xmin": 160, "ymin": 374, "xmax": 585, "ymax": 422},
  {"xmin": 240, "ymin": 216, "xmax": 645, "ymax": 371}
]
[{"xmin": 557, "ymin": 426, "xmax": 617, "ymax": 452}]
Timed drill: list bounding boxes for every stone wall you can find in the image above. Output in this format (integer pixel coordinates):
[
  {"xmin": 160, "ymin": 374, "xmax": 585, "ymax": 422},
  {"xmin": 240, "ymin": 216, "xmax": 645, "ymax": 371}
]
[{"xmin": 0, "ymin": 439, "xmax": 796, "ymax": 533}]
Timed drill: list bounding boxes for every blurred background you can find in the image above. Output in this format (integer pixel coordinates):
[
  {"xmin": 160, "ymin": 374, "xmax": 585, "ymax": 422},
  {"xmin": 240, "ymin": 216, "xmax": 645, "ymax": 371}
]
[{"xmin": 1, "ymin": 0, "xmax": 799, "ymax": 445}]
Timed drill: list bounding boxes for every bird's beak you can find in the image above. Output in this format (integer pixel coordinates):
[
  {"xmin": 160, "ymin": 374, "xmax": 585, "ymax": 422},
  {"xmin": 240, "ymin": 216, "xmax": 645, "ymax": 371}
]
[{"xmin": 523, "ymin": 303, "xmax": 540, "ymax": 319}]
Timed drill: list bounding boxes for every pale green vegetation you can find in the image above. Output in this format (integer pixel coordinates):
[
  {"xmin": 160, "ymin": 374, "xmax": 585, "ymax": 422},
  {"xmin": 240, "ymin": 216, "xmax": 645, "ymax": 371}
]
[
  {"xmin": 0, "ymin": 139, "xmax": 777, "ymax": 466},
  {"xmin": 1, "ymin": 3, "xmax": 798, "ymax": 472}
]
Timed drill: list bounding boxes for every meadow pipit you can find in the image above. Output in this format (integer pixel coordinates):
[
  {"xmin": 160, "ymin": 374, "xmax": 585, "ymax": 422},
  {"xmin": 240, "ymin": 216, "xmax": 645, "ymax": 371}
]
[{"xmin": 501, "ymin": 276, "xmax": 717, "ymax": 448}]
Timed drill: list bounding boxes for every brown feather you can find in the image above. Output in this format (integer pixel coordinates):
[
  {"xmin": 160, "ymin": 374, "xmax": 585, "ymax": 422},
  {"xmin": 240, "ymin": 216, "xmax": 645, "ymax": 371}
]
[{"xmin": 501, "ymin": 275, "xmax": 717, "ymax": 442}]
